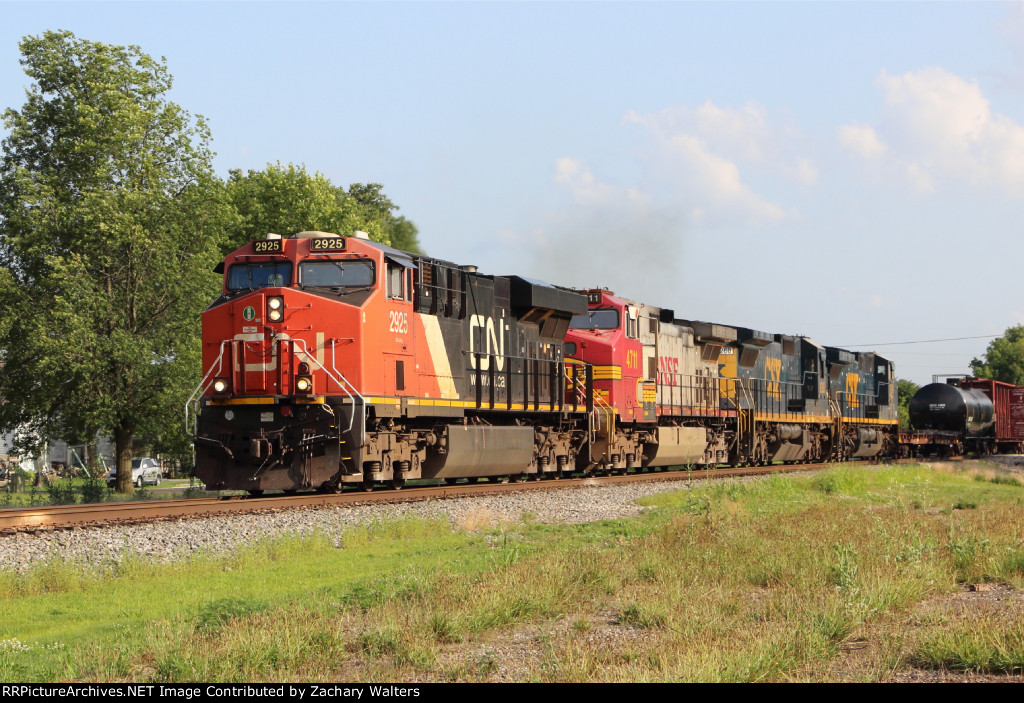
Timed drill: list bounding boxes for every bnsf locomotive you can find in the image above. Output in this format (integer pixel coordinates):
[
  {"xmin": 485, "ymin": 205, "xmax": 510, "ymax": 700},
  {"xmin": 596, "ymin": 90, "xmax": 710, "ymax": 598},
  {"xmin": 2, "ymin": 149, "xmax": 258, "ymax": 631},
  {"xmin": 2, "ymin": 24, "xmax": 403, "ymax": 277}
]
[
  {"xmin": 190, "ymin": 231, "xmax": 592, "ymax": 493},
  {"xmin": 190, "ymin": 231, "xmax": 900, "ymax": 493}
]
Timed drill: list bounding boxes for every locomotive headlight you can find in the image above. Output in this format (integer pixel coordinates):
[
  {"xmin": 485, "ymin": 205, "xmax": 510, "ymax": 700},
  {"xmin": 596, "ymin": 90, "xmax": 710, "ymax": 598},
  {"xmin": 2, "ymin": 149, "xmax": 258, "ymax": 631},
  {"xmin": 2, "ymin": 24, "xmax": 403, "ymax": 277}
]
[
  {"xmin": 295, "ymin": 376, "xmax": 313, "ymax": 393},
  {"xmin": 212, "ymin": 378, "xmax": 229, "ymax": 394},
  {"xmin": 267, "ymin": 296, "xmax": 284, "ymax": 322}
]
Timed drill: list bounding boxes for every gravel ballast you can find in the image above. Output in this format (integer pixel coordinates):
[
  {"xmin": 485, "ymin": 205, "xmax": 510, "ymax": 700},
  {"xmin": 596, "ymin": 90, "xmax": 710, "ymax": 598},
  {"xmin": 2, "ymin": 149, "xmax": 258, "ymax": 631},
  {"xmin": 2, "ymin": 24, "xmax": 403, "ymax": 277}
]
[{"xmin": 0, "ymin": 479, "xmax": 701, "ymax": 574}]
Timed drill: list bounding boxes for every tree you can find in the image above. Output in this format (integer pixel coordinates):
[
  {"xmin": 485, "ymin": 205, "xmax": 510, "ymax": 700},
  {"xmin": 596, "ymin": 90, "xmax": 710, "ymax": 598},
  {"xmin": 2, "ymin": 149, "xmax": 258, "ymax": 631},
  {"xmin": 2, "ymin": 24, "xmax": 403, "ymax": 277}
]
[
  {"xmin": 0, "ymin": 31, "xmax": 234, "ymax": 492},
  {"xmin": 896, "ymin": 378, "xmax": 920, "ymax": 430},
  {"xmin": 225, "ymin": 163, "xmax": 421, "ymax": 254},
  {"xmin": 970, "ymin": 326, "xmax": 1024, "ymax": 385}
]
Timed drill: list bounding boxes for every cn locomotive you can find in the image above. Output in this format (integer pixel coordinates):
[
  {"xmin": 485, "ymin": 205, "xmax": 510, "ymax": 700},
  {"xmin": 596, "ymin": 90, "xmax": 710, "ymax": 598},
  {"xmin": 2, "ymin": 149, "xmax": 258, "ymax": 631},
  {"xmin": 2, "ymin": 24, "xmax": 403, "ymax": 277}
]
[
  {"xmin": 189, "ymin": 231, "xmax": 900, "ymax": 493},
  {"xmin": 189, "ymin": 231, "xmax": 591, "ymax": 493}
]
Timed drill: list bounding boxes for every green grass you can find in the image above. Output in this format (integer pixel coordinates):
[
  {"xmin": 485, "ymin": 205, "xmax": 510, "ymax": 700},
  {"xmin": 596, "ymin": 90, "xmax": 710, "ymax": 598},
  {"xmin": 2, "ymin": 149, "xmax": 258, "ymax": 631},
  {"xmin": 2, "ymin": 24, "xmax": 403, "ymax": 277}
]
[
  {"xmin": 0, "ymin": 476, "xmax": 220, "ymax": 507},
  {"xmin": 2, "ymin": 462, "xmax": 1024, "ymax": 682}
]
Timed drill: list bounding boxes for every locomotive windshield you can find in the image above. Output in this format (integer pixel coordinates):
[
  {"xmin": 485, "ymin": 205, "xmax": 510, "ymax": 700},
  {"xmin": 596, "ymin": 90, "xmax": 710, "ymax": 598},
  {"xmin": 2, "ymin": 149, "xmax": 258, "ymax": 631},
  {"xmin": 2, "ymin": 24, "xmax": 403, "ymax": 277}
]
[
  {"xmin": 299, "ymin": 259, "xmax": 375, "ymax": 288},
  {"xmin": 569, "ymin": 309, "xmax": 620, "ymax": 330},
  {"xmin": 227, "ymin": 262, "xmax": 293, "ymax": 291}
]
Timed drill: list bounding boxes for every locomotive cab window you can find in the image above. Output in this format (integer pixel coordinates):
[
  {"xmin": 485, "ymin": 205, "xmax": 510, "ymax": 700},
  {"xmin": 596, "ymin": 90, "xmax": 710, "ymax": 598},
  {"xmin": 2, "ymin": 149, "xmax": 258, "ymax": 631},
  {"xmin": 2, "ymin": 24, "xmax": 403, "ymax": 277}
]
[
  {"xmin": 227, "ymin": 262, "xmax": 293, "ymax": 291},
  {"xmin": 387, "ymin": 261, "xmax": 410, "ymax": 301},
  {"xmin": 625, "ymin": 308, "xmax": 639, "ymax": 339},
  {"xmin": 569, "ymin": 309, "xmax": 620, "ymax": 330},
  {"xmin": 299, "ymin": 259, "xmax": 375, "ymax": 289}
]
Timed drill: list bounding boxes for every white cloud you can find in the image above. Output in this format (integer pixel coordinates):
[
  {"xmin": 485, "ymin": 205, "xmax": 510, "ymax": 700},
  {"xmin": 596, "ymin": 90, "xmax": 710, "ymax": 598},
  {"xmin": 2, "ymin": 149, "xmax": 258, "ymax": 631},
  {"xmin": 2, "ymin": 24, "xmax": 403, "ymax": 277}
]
[
  {"xmin": 838, "ymin": 123, "xmax": 887, "ymax": 160},
  {"xmin": 790, "ymin": 156, "xmax": 819, "ymax": 186},
  {"xmin": 554, "ymin": 157, "xmax": 650, "ymax": 210},
  {"xmin": 843, "ymin": 67, "xmax": 1024, "ymax": 197},
  {"xmin": 623, "ymin": 103, "xmax": 798, "ymax": 226}
]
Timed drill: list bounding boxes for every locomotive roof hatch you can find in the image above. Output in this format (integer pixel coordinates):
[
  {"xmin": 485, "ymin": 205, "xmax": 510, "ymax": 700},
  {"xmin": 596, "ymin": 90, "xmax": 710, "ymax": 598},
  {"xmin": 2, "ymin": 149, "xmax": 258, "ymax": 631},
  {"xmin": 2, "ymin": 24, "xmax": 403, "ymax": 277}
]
[
  {"xmin": 737, "ymin": 327, "xmax": 773, "ymax": 347},
  {"xmin": 685, "ymin": 321, "xmax": 738, "ymax": 343},
  {"xmin": 508, "ymin": 276, "xmax": 588, "ymax": 316},
  {"xmin": 826, "ymin": 347, "xmax": 857, "ymax": 365}
]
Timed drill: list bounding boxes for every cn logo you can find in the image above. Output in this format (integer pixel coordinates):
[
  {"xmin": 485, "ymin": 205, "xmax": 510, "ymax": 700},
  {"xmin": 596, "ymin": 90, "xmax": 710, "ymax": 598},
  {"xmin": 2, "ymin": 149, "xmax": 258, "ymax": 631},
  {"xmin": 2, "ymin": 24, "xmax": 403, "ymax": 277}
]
[{"xmin": 469, "ymin": 315, "xmax": 507, "ymax": 371}]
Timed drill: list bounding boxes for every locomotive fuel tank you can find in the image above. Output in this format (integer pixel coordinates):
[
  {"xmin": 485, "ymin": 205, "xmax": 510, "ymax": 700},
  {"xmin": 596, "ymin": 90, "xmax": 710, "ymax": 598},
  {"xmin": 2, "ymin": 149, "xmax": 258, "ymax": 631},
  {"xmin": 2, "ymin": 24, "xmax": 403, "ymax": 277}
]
[{"xmin": 909, "ymin": 383, "xmax": 994, "ymax": 437}]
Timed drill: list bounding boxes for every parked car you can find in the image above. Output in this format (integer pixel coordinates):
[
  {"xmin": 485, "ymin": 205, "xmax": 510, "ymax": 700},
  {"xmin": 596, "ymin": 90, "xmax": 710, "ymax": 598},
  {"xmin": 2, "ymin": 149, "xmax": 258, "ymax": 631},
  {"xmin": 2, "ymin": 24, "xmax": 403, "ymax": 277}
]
[{"xmin": 105, "ymin": 458, "xmax": 162, "ymax": 488}]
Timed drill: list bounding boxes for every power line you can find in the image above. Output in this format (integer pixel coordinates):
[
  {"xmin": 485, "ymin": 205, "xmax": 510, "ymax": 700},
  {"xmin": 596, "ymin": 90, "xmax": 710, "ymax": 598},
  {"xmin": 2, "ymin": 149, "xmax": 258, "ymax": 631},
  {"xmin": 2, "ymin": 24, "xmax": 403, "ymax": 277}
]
[{"xmin": 836, "ymin": 334, "xmax": 1001, "ymax": 348}]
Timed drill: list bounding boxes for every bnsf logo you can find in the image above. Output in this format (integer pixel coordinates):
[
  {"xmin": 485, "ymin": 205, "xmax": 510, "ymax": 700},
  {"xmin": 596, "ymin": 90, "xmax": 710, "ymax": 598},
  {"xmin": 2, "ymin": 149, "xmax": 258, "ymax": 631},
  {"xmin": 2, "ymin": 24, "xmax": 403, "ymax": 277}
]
[{"xmin": 469, "ymin": 314, "xmax": 508, "ymax": 371}]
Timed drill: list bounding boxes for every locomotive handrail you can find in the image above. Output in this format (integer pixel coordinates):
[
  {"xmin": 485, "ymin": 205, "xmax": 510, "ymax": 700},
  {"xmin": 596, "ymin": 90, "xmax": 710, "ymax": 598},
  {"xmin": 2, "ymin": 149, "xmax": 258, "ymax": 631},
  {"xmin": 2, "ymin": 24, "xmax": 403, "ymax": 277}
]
[
  {"xmin": 747, "ymin": 377, "xmax": 804, "ymax": 418},
  {"xmin": 833, "ymin": 390, "xmax": 884, "ymax": 420},
  {"xmin": 289, "ymin": 337, "xmax": 363, "ymax": 433},
  {"xmin": 655, "ymin": 370, "xmax": 724, "ymax": 415},
  {"xmin": 563, "ymin": 362, "xmax": 609, "ymax": 440},
  {"xmin": 564, "ymin": 362, "xmax": 590, "ymax": 413},
  {"xmin": 185, "ymin": 340, "xmax": 233, "ymax": 437},
  {"xmin": 828, "ymin": 397, "xmax": 844, "ymax": 461},
  {"xmin": 460, "ymin": 349, "xmax": 586, "ymax": 412}
]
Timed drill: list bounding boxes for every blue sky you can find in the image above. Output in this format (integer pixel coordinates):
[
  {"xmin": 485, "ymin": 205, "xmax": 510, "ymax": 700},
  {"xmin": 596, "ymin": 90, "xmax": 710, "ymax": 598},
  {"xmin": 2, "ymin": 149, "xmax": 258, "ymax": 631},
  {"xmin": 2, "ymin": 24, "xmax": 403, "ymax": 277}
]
[{"xmin": 3, "ymin": 1, "xmax": 1023, "ymax": 385}]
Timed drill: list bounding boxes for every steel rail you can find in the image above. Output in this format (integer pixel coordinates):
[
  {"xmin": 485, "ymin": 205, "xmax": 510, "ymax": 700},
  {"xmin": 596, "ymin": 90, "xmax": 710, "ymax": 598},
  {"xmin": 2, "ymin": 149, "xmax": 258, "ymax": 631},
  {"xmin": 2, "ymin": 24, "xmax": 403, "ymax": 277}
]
[{"xmin": 0, "ymin": 461, "xmax": 872, "ymax": 535}]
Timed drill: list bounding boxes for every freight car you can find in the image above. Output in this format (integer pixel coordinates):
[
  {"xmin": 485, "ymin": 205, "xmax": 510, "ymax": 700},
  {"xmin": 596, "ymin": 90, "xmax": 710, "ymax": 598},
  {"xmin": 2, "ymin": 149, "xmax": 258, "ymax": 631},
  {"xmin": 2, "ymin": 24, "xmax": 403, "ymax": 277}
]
[
  {"xmin": 188, "ymin": 232, "xmax": 901, "ymax": 493},
  {"xmin": 563, "ymin": 289, "xmax": 899, "ymax": 473},
  {"xmin": 902, "ymin": 378, "xmax": 1024, "ymax": 456},
  {"xmin": 188, "ymin": 231, "xmax": 592, "ymax": 493}
]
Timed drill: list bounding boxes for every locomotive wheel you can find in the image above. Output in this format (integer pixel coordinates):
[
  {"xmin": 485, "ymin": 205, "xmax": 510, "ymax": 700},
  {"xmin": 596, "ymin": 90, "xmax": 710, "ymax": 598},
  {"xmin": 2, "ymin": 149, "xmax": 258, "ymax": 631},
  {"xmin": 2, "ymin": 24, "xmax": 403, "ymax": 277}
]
[
  {"xmin": 465, "ymin": 476, "xmax": 479, "ymax": 484},
  {"xmin": 247, "ymin": 489, "xmax": 264, "ymax": 497},
  {"xmin": 388, "ymin": 478, "xmax": 406, "ymax": 490},
  {"xmin": 360, "ymin": 477, "xmax": 374, "ymax": 492},
  {"xmin": 444, "ymin": 478, "xmax": 458, "ymax": 485},
  {"xmin": 283, "ymin": 489, "xmax": 298, "ymax": 495}
]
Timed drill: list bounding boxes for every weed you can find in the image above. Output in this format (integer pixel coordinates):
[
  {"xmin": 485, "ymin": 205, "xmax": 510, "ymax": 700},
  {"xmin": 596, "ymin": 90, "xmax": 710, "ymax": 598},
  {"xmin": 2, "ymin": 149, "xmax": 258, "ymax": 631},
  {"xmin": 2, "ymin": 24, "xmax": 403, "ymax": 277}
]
[
  {"xmin": 195, "ymin": 598, "xmax": 269, "ymax": 632},
  {"xmin": 1001, "ymin": 550, "xmax": 1024, "ymax": 576},
  {"xmin": 571, "ymin": 618, "xmax": 592, "ymax": 633},
  {"xmin": 618, "ymin": 603, "xmax": 667, "ymax": 629},
  {"xmin": 811, "ymin": 609, "xmax": 855, "ymax": 646},
  {"xmin": 475, "ymin": 651, "xmax": 499, "ymax": 677},
  {"xmin": 338, "ymin": 583, "xmax": 379, "ymax": 612},
  {"xmin": 428, "ymin": 613, "xmax": 463, "ymax": 644},
  {"xmin": 79, "ymin": 477, "xmax": 108, "ymax": 504},
  {"xmin": 952, "ymin": 498, "xmax": 978, "ymax": 510},
  {"xmin": 637, "ymin": 563, "xmax": 659, "ymax": 582},
  {"xmin": 46, "ymin": 479, "xmax": 78, "ymax": 506},
  {"xmin": 912, "ymin": 621, "xmax": 1024, "ymax": 674},
  {"xmin": 490, "ymin": 534, "xmax": 521, "ymax": 570},
  {"xmin": 946, "ymin": 528, "xmax": 990, "ymax": 583},
  {"xmin": 830, "ymin": 543, "xmax": 859, "ymax": 592},
  {"xmin": 989, "ymin": 475, "xmax": 1023, "ymax": 488},
  {"xmin": 353, "ymin": 628, "xmax": 402, "ymax": 659},
  {"xmin": 680, "ymin": 494, "xmax": 710, "ymax": 516}
]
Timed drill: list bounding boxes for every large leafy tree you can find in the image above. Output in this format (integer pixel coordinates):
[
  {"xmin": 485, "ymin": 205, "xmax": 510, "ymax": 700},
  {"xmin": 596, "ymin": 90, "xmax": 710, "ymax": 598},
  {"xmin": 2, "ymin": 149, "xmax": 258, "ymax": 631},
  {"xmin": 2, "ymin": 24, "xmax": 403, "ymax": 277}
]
[
  {"xmin": 970, "ymin": 326, "xmax": 1024, "ymax": 386},
  {"xmin": 896, "ymin": 378, "xmax": 920, "ymax": 430},
  {"xmin": 0, "ymin": 31, "xmax": 234, "ymax": 492},
  {"xmin": 225, "ymin": 163, "xmax": 421, "ymax": 254}
]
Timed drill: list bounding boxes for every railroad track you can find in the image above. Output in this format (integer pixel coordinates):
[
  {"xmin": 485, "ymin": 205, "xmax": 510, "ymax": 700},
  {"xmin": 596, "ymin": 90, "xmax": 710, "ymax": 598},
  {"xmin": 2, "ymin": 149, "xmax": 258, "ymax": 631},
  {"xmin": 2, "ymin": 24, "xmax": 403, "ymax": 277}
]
[{"xmin": 0, "ymin": 461, "xmax": 836, "ymax": 535}]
